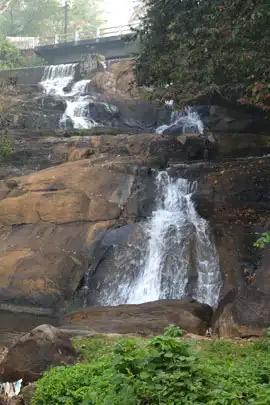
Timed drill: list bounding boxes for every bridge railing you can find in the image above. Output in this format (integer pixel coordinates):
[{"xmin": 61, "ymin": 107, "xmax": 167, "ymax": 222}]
[{"xmin": 7, "ymin": 22, "xmax": 140, "ymax": 50}]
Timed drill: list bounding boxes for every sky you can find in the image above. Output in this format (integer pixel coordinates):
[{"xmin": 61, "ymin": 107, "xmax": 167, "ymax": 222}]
[{"xmin": 104, "ymin": 0, "xmax": 134, "ymax": 26}]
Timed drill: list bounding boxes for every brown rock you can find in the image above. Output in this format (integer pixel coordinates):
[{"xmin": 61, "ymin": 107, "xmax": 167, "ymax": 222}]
[
  {"xmin": 0, "ymin": 156, "xmax": 148, "ymax": 310},
  {"xmin": 214, "ymin": 290, "xmax": 270, "ymax": 338},
  {"xmin": 0, "ymin": 325, "xmax": 77, "ymax": 383},
  {"xmin": 0, "ymin": 222, "xmax": 111, "ymax": 309},
  {"xmin": 21, "ymin": 383, "xmax": 36, "ymax": 405},
  {"xmin": 0, "ymin": 160, "xmax": 135, "ymax": 225},
  {"xmin": 91, "ymin": 60, "xmax": 138, "ymax": 98},
  {"xmin": 68, "ymin": 147, "xmax": 93, "ymax": 161},
  {"xmin": 64, "ymin": 299, "xmax": 213, "ymax": 336}
]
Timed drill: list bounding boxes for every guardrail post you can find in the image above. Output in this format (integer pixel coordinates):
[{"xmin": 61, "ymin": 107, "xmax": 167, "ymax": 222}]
[
  {"xmin": 96, "ymin": 27, "xmax": 100, "ymax": 42},
  {"xmin": 75, "ymin": 30, "xmax": 80, "ymax": 44}
]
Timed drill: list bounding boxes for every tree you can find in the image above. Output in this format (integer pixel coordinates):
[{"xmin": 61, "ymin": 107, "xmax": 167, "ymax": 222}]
[
  {"xmin": 68, "ymin": 0, "xmax": 103, "ymax": 32},
  {"xmin": 136, "ymin": 0, "xmax": 270, "ymax": 110},
  {"xmin": 0, "ymin": 0, "xmax": 62, "ymax": 36},
  {"xmin": 0, "ymin": 0, "xmax": 104, "ymax": 37},
  {"xmin": 0, "ymin": 0, "xmax": 14, "ymax": 15},
  {"xmin": 0, "ymin": 37, "xmax": 26, "ymax": 68}
]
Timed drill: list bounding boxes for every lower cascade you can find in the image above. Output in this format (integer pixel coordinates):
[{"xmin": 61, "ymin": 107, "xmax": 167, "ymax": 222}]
[{"xmin": 85, "ymin": 172, "xmax": 222, "ymax": 309}]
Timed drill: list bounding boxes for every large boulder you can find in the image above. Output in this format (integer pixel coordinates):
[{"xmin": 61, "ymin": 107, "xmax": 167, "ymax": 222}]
[
  {"xmin": 214, "ymin": 283, "xmax": 270, "ymax": 338},
  {"xmin": 64, "ymin": 299, "xmax": 213, "ymax": 336},
  {"xmin": 0, "ymin": 154, "xmax": 158, "ymax": 313},
  {"xmin": 91, "ymin": 60, "xmax": 138, "ymax": 99},
  {"xmin": 0, "ymin": 325, "xmax": 77, "ymax": 383}
]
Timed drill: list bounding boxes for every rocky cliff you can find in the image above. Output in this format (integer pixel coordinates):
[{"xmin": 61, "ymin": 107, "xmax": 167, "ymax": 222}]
[{"xmin": 0, "ymin": 60, "xmax": 270, "ymax": 339}]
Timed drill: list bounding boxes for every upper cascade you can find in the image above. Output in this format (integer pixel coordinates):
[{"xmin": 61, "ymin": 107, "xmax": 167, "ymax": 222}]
[
  {"xmin": 40, "ymin": 63, "xmax": 77, "ymax": 96},
  {"xmin": 40, "ymin": 63, "xmax": 98, "ymax": 129}
]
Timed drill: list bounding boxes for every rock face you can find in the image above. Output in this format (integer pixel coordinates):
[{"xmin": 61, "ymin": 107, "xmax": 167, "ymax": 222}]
[
  {"xmin": 0, "ymin": 156, "xmax": 154, "ymax": 311},
  {"xmin": 0, "ymin": 325, "xmax": 77, "ymax": 383},
  {"xmin": 0, "ymin": 128, "xmax": 270, "ymax": 338},
  {"xmin": 172, "ymin": 157, "xmax": 270, "ymax": 337},
  {"xmin": 91, "ymin": 60, "xmax": 138, "ymax": 99},
  {"xmin": 1, "ymin": 58, "xmax": 270, "ymax": 338},
  {"xmin": 64, "ymin": 299, "xmax": 213, "ymax": 336},
  {"xmin": 0, "ymin": 133, "xmax": 182, "ymax": 313}
]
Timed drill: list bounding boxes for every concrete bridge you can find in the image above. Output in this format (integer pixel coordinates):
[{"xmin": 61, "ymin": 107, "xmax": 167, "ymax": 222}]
[
  {"xmin": 7, "ymin": 24, "xmax": 140, "ymax": 64},
  {"xmin": 35, "ymin": 35, "xmax": 139, "ymax": 65}
]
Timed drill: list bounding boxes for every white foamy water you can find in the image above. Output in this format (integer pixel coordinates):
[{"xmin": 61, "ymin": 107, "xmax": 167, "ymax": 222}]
[
  {"xmin": 60, "ymin": 95, "xmax": 98, "ymax": 129},
  {"xmin": 40, "ymin": 64, "xmax": 98, "ymax": 129},
  {"xmin": 0, "ymin": 380, "xmax": 22, "ymax": 398},
  {"xmin": 126, "ymin": 172, "xmax": 221, "ymax": 307},
  {"xmin": 156, "ymin": 106, "xmax": 204, "ymax": 135},
  {"xmin": 96, "ymin": 172, "xmax": 221, "ymax": 308},
  {"xmin": 40, "ymin": 63, "xmax": 76, "ymax": 96}
]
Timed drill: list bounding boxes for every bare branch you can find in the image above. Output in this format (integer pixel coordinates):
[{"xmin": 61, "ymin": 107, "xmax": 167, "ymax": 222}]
[{"xmin": 0, "ymin": 0, "xmax": 15, "ymax": 15}]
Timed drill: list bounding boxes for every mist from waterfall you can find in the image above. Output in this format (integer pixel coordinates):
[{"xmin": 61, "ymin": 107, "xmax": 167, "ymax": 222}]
[{"xmin": 92, "ymin": 171, "xmax": 221, "ymax": 309}]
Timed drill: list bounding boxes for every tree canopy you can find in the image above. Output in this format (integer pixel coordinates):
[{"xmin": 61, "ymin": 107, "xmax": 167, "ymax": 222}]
[
  {"xmin": 136, "ymin": 0, "xmax": 270, "ymax": 109},
  {"xmin": 0, "ymin": 0, "xmax": 103, "ymax": 37}
]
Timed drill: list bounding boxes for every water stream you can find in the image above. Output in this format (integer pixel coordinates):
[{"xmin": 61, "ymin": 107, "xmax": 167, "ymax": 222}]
[
  {"xmin": 156, "ymin": 106, "xmax": 204, "ymax": 135},
  {"xmin": 40, "ymin": 64, "xmax": 221, "ymax": 309},
  {"xmin": 40, "ymin": 63, "xmax": 98, "ymax": 129},
  {"xmin": 85, "ymin": 171, "xmax": 221, "ymax": 309}
]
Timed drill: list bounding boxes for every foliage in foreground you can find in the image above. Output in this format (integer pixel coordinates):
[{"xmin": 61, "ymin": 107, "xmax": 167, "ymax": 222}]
[
  {"xmin": 32, "ymin": 326, "xmax": 270, "ymax": 405},
  {"xmin": 136, "ymin": 0, "xmax": 270, "ymax": 110}
]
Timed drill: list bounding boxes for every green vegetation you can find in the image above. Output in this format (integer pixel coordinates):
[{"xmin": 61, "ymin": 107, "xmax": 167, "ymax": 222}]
[
  {"xmin": 136, "ymin": 0, "xmax": 270, "ymax": 110},
  {"xmin": 32, "ymin": 327, "xmax": 270, "ymax": 405},
  {"xmin": 0, "ymin": 37, "xmax": 26, "ymax": 69},
  {"xmin": 0, "ymin": 133, "xmax": 13, "ymax": 160},
  {"xmin": 254, "ymin": 232, "xmax": 270, "ymax": 249},
  {"xmin": 0, "ymin": 0, "xmax": 103, "ymax": 37}
]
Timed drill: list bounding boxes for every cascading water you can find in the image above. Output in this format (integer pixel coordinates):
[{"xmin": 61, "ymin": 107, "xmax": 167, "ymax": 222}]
[
  {"xmin": 40, "ymin": 64, "xmax": 98, "ymax": 129},
  {"xmin": 156, "ymin": 106, "xmax": 204, "ymax": 135},
  {"xmin": 86, "ymin": 171, "xmax": 221, "ymax": 309},
  {"xmin": 60, "ymin": 79, "xmax": 98, "ymax": 129},
  {"xmin": 127, "ymin": 172, "xmax": 221, "ymax": 308},
  {"xmin": 40, "ymin": 63, "xmax": 77, "ymax": 96}
]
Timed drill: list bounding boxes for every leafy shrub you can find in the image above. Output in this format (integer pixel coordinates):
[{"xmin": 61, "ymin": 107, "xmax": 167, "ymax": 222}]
[
  {"xmin": 32, "ymin": 330, "xmax": 270, "ymax": 405},
  {"xmin": 254, "ymin": 232, "xmax": 270, "ymax": 248},
  {"xmin": 32, "ymin": 332, "xmax": 207, "ymax": 404},
  {"xmin": 164, "ymin": 324, "xmax": 183, "ymax": 337},
  {"xmin": 0, "ymin": 134, "xmax": 13, "ymax": 160}
]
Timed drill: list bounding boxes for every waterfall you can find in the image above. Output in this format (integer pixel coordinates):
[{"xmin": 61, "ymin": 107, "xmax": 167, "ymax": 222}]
[
  {"xmin": 88, "ymin": 171, "xmax": 221, "ymax": 309},
  {"xmin": 40, "ymin": 64, "xmax": 98, "ymax": 129},
  {"xmin": 40, "ymin": 63, "xmax": 77, "ymax": 96},
  {"xmin": 156, "ymin": 106, "xmax": 204, "ymax": 135},
  {"xmin": 60, "ymin": 80, "xmax": 98, "ymax": 129}
]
